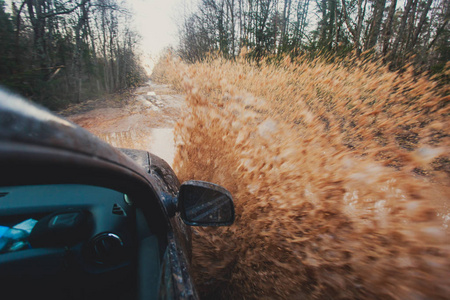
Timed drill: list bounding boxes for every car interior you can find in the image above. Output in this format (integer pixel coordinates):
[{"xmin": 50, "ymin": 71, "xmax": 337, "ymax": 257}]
[{"xmin": 0, "ymin": 183, "xmax": 168, "ymax": 300}]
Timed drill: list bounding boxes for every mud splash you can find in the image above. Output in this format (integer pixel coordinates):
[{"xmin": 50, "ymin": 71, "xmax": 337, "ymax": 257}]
[{"xmin": 153, "ymin": 55, "xmax": 450, "ymax": 299}]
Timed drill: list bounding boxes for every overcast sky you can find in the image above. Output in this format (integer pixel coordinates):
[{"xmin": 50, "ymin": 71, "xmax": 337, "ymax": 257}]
[
  {"xmin": 127, "ymin": 0, "xmax": 180, "ymax": 54},
  {"xmin": 126, "ymin": 0, "xmax": 196, "ymax": 70}
]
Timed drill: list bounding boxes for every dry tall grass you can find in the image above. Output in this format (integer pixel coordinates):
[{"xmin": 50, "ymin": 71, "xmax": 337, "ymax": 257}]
[{"xmin": 152, "ymin": 54, "xmax": 450, "ymax": 299}]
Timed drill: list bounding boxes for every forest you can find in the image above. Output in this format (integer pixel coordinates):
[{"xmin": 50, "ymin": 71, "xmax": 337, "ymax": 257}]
[
  {"xmin": 0, "ymin": 0, "xmax": 146, "ymax": 109},
  {"xmin": 1, "ymin": 0, "xmax": 448, "ymax": 109},
  {"xmin": 178, "ymin": 0, "xmax": 449, "ymax": 73}
]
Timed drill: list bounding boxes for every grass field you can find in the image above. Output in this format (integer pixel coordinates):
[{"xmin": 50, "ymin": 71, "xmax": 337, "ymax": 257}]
[{"xmin": 152, "ymin": 54, "xmax": 449, "ymax": 299}]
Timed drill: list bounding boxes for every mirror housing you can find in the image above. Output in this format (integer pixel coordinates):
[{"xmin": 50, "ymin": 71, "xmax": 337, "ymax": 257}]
[{"xmin": 178, "ymin": 180, "xmax": 235, "ymax": 226}]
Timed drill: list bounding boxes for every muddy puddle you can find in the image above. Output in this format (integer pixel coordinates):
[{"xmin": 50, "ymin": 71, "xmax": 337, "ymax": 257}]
[
  {"xmin": 97, "ymin": 128, "xmax": 175, "ymax": 166},
  {"xmin": 66, "ymin": 80, "xmax": 183, "ymax": 166}
]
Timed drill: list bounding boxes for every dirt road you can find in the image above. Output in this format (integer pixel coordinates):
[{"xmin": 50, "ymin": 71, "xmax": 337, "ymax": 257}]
[{"xmin": 63, "ymin": 80, "xmax": 184, "ymax": 166}]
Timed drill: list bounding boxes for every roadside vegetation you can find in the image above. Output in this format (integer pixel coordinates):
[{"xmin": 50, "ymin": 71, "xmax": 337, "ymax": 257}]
[
  {"xmin": 152, "ymin": 52, "xmax": 449, "ymax": 299},
  {"xmin": 0, "ymin": 0, "xmax": 146, "ymax": 109},
  {"xmin": 178, "ymin": 0, "xmax": 449, "ymax": 77}
]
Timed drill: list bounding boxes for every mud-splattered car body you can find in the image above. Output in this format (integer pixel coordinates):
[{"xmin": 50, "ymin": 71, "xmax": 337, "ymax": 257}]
[{"xmin": 0, "ymin": 88, "xmax": 234, "ymax": 299}]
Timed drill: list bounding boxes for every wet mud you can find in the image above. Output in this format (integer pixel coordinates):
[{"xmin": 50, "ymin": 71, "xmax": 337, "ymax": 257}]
[
  {"xmin": 154, "ymin": 56, "xmax": 450, "ymax": 299},
  {"xmin": 65, "ymin": 80, "xmax": 182, "ymax": 166}
]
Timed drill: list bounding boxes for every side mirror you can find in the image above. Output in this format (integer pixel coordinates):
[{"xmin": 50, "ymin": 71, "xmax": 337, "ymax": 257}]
[{"xmin": 178, "ymin": 180, "xmax": 235, "ymax": 226}]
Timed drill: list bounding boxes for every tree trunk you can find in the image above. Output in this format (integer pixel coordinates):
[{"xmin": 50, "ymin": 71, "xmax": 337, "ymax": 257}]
[
  {"xmin": 226, "ymin": 0, "xmax": 235, "ymax": 56},
  {"xmin": 382, "ymin": 0, "xmax": 397, "ymax": 56},
  {"xmin": 404, "ymin": 0, "xmax": 419, "ymax": 50},
  {"xmin": 366, "ymin": 0, "xmax": 386, "ymax": 50},
  {"xmin": 410, "ymin": 0, "xmax": 433, "ymax": 48},
  {"xmin": 390, "ymin": 0, "xmax": 415, "ymax": 61}
]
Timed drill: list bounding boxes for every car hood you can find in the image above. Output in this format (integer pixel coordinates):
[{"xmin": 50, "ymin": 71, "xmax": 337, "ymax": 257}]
[{"xmin": 0, "ymin": 88, "xmax": 142, "ymax": 173}]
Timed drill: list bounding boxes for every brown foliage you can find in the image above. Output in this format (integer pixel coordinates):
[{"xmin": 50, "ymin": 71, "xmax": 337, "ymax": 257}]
[{"xmin": 158, "ymin": 54, "xmax": 450, "ymax": 299}]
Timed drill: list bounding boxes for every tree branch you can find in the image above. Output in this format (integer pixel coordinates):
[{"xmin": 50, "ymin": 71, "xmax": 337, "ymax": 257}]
[
  {"xmin": 341, "ymin": 0, "xmax": 356, "ymax": 39},
  {"xmin": 42, "ymin": 0, "xmax": 90, "ymax": 18}
]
